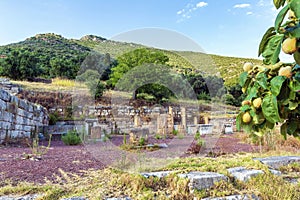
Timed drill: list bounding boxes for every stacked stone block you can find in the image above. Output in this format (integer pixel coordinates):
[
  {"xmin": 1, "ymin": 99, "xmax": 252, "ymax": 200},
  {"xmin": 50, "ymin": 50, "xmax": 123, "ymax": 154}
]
[{"xmin": 0, "ymin": 89, "xmax": 48, "ymax": 142}]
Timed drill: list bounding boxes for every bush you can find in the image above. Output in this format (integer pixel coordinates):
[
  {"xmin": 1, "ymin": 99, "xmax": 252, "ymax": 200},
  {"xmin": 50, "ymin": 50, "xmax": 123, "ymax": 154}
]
[
  {"xmin": 86, "ymin": 80, "xmax": 106, "ymax": 99},
  {"xmin": 197, "ymin": 92, "xmax": 211, "ymax": 101},
  {"xmin": 222, "ymin": 93, "xmax": 236, "ymax": 106},
  {"xmin": 139, "ymin": 137, "xmax": 146, "ymax": 146},
  {"xmin": 62, "ymin": 130, "xmax": 82, "ymax": 145},
  {"xmin": 172, "ymin": 130, "xmax": 179, "ymax": 136},
  {"xmin": 195, "ymin": 131, "xmax": 200, "ymax": 140},
  {"xmin": 49, "ymin": 112, "xmax": 60, "ymax": 125}
]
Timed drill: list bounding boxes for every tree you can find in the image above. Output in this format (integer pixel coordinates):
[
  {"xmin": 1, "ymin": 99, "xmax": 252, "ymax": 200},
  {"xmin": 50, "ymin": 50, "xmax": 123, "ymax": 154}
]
[
  {"xmin": 79, "ymin": 51, "xmax": 115, "ymax": 81},
  {"xmin": 0, "ymin": 48, "xmax": 40, "ymax": 80},
  {"xmin": 184, "ymin": 73, "xmax": 209, "ymax": 99},
  {"xmin": 204, "ymin": 75, "xmax": 226, "ymax": 99},
  {"xmin": 50, "ymin": 57, "xmax": 79, "ymax": 79},
  {"xmin": 108, "ymin": 48, "xmax": 169, "ymax": 87},
  {"xmin": 76, "ymin": 69, "xmax": 106, "ymax": 99},
  {"xmin": 236, "ymin": 0, "xmax": 300, "ymax": 138}
]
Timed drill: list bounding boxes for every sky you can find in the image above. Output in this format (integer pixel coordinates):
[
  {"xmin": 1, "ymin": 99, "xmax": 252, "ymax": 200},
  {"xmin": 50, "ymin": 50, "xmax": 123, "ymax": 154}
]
[{"xmin": 0, "ymin": 0, "xmax": 281, "ymax": 59}]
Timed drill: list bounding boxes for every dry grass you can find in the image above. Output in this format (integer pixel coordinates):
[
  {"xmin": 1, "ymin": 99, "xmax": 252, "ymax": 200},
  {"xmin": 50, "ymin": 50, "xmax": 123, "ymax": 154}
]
[{"xmin": 11, "ymin": 78, "xmax": 87, "ymax": 93}]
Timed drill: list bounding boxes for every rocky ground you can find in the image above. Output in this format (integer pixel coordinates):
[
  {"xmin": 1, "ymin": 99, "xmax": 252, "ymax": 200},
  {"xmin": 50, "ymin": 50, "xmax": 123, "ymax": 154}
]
[{"xmin": 0, "ymin": 133, "xmax": 259, "ymax": 184}]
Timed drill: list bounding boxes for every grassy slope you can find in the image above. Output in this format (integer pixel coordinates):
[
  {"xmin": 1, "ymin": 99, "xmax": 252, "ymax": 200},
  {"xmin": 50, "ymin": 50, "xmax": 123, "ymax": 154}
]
[{"xmin": 75, "ymin": 36, "xmax": 263, "ymax": 86}]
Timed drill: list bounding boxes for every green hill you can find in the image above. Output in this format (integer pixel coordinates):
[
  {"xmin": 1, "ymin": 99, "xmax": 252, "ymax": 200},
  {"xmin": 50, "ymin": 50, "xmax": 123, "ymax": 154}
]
[
  {"xmin": 75, "ymin": 34, "xmax": 263, "ymax": 85},
  {"xmin": 0, "ymin": 33, "xmax": 263, "ymax": 85}
]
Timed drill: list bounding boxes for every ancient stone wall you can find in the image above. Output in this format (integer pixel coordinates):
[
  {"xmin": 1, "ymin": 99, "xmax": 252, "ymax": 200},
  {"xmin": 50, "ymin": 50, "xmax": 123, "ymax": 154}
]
[{"xmin": 0, "ymin": 89, "xmax": 48, "ymax": 142}]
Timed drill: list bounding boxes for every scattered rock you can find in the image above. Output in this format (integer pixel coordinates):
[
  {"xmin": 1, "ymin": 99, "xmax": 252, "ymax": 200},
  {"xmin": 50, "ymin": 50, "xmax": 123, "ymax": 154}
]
[
  {"xmin": 157, "ymin": 143, "xmax": 168, "ymax": 148},
  {"xmin": 254, "ymin": 156, "xmax": 300, "ymax": 169},
  {"xmin": 140, "ymin": 171, "xmax": 172, "ymax": 178},
  {"xmin": 61, "ymin": 197, "xmax": 87, "ymax": 200},
  {"xmin": 0, "ymin": 194, "xmax": 41, "ymax": 200},
  {"xmin": 105, "ymin": 197, "xmax": 131, "ymax": 200},
  {"xmin": 269, "ymin": 169, "xmax": 281, "ymax": 176},
  {"xmin": 201, "ymin": 194, "xmax": 260, "ymax": 200},
  {"xmin": 179, "ymin": 171, "xmax": 228, "ymax": 190},
  {"xmin": 227, "ymin": 167, "xmax": 264, "ymax": 182},
  {"xmin": 284, "ymin": 177, "xmax": 300, "ymax": 185}
]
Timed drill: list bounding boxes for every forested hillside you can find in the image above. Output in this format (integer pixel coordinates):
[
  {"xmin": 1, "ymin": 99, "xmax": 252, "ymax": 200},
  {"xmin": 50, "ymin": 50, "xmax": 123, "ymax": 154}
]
[{"xmin": 0, "ymin": 33, "xmax": 264, "ymax": 105}]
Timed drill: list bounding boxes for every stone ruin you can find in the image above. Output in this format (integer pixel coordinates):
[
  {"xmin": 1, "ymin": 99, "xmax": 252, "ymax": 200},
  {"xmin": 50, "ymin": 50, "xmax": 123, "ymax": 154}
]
[
  {"xmin": 0, "ymin": 78, "xmax": 22, "ymax": 96},
  {"xmin": 44, "ymin": 104, "xmax": 235, "ymax": 141},
  {"xmin": 0, "ymin": 89, "xmax": 49, "ymax": 143}
]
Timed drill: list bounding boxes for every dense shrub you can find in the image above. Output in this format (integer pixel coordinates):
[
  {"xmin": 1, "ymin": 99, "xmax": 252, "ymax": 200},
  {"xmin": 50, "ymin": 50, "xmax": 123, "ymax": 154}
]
[
  {"xmin": 49, "ymin": 112, "xmax": 60, "ymax": 125},
  {"xmin": 62, "ymin": 130, "xmax": 82, "ymax": 145}
]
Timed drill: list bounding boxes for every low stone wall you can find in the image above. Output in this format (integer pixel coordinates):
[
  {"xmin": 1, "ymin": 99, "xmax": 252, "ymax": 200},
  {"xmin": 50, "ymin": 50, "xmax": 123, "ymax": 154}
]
[
  {"xmin": 0, "ymin": 89, "xmax": 49, "ymax": 142},
  {"xmin": 0, "ymin": 78, "xmax": 21, "ymax": 95}
]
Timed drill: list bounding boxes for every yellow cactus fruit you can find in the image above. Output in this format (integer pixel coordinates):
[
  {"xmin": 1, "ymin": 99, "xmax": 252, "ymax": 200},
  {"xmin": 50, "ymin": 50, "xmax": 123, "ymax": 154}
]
[
  {"xmin": 294, "ymin": 50, "xmax": 300, "ymax": 65},
  {"xmin": 282, "ymin": 38, "xmax": 298, "ymax": 55},
  {"xmin": 253, "ymin": 98, "xmax": 262, "ymax": 108},
  {"xmin": 242, "ymin": 100, "xmax": 251, "ymax": 106},
  {"xmin": 242, "ymin": 112, "xmax": 252, "ymax": 124},
  {"xmin": 243, "ymin": 62, "xmax": 253, "ymax": 72},
  {"xmin": 288, "ymin": 10, "xmax": 296, "ymax": 21},
  {"xmin": 278, "ymin": 66, "xmax": 292, "ymax": 79}
]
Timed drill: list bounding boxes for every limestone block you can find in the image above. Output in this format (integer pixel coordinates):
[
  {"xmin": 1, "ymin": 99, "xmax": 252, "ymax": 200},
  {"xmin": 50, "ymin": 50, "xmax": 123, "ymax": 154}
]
[
  {"xmin": 1, "ymin": 111, "xmax": 14, "ymax": 123},
  {"xmin": 179, "ymin": 171, "xmax": 228, "ymax": 190},
  {"xmin": 0, "ymin": 121, "xmax": 11, "ymax": 130},
  {"xmin": 0, "ymin": 99, "xmax": 7, "ymax": 110},
  {"xmin": 11, "ymin": 130, "xmax": 21, "ymax": 138},
  {"xmin": 199, "ymin": 124, "xmax": 213, "ymax": 135},
  {"xmin": 16, "ymin": 116, "xmax": 26, "ymax": 125},
  {"xmin": 227, "ymin": 167, "xmax": 264, "ymax": 182},
  {"xmin": 201, "ymin": 194, "xmax": 260, "ymax": 200},
  {"xmin": 28, "ymin": 104, "xmax": 34, "ymax": 112},
  {"xmin": 269, "ymin": 169, "xmax": 281, "ymax": 176},
  {"xmin": 91, "ymin": 126, "xmax": 102, "ymax": 139},
  {"xmin": 10, "ymin": 95, "xmax": 19, "ymax": 105},
  {"xmin": 0, "ymin": 90, "xmax": 11, "ymax": 102},
  {"xmin": 24, "ymin": 125, "xmax": 33, "ymax": 132},
  {"xmin": 25, "ymin": 111, "xmax": 34, "ymax": 120},
  {"xmin": 17, "ymin": 108, "xmax": 26, "ymax": 117},
  {"xmin": 140, "ymin": 171, "xmax": 172, "ymax": 178},
  {"xmin": 254, "ymin": 156, "xmax": 300, "ymax": 169},
  {"xmin": 14, "ymin": 124, "xmax": 24, "ymax": 131},
  {"xmin": 19, "ymin": 100, "xmax": 29, "ymax": 110},
  {"xmin": 187, "ymin": 125, "xmax": 197, "ymax": 135}
]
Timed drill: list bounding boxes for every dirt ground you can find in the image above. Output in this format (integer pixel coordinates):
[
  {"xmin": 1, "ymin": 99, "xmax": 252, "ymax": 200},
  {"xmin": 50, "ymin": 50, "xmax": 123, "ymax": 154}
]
[{"xmin": 0, "ymin": 133, "xmax": 259, "ymax": 184}]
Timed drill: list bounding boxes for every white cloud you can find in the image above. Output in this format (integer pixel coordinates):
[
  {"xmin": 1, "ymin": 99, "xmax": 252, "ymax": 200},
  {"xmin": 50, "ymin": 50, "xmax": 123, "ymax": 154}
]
[
  {"xmin": 177, "ymin": 10, "xmax": 184, "ymax": 15},
  {"xmin": 257, "ymin": 0, "xmax": 265, "ymax": 6},
  {"xmin": 234, "ymin": 3, "xmax": 251, "ymax": 8},
  {"xmin": 246, "ymin": 11, "xmax": 253, "ymax": 15},
  {"xmin": 176, "ymin": 1, "xmax": 208, "ymax": 22},
  {"xmin": 196, "ymin": 2, "xmax": 208, "ymax": 8}
]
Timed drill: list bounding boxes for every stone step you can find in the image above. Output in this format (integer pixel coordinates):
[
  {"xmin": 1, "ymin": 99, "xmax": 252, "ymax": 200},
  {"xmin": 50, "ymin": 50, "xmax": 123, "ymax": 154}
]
[{"xmin": 254, "ymin": 156, "xmax": 300, "ymax": 169}]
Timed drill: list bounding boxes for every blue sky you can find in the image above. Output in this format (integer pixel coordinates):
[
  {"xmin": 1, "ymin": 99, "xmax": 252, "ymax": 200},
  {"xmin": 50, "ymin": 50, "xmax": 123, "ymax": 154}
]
[{"xmin": 0, "ymin": 0, "xmax": 279, "ymax": 59}]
